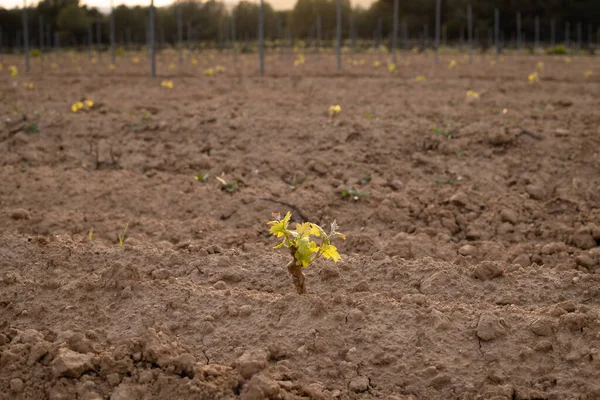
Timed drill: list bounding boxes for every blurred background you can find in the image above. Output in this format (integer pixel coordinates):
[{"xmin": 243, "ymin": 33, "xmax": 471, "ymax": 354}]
[{"xmin": 0, "ymin": 0, "xmax": 598, "ymax": 52}]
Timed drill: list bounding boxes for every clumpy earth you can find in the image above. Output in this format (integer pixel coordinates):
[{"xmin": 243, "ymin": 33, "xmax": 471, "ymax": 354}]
[{"xmin": 1, "ymin": 51, "xmax": 600, "ymax": 399}]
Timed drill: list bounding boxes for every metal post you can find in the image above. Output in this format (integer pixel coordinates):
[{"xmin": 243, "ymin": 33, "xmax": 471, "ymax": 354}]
[
  {"xmin": 177, "ymin": 5, "xmax": 183, "ymax": 64},
  {"xmin": 96, "ymin": 21, "xmax": 101, "ymax": 60},
  {"xmin": 402, "ymin": 20, "xmax": 408, "ymax": 51},
  {"xmin": 23, "ymin": 1, "xmax": 30, "ymax": 72},
  {"xmin": 39, "ymin": 15, "xmax": 44, "ymax": 63},
  {"xmin": 88, "ymin": 26, "xmax": 93, "ymax": 59},
  {"xmin": 588, "ymin": 23, "xmax": 593, "ymax": 49},
  {"xmin": 535, "ymin": 16, "xmax": 539, "ymax": 50},
  {"xmin": 276, "ymin": 14, "xmax": 282, "ymax": 60},
  {"xmin": 54, "ymin": 32, "xmax": 59, "ymax": 53},
  {"xmin": 551, "ymin": 19, "xmax": 555, "ymax": 49},
  {"xmin": 231, "ymin": 7, "xmax": 237, "ymax": 67},
  {"xmin": 577, "ymin": 22, "xmax": 582, "ymax": 53},
  {"xmin": 494, "ymin": 8, "xmax": 499, "ymax": 60},
  {"xmin": 392, "ymin": 0, "xmax": 398, "ymax": 64},
  {"xmin": 377, "ymin": 17, "xmax": 382, "ymax": 48},
  {"xmin": 110, "ymin": 0, "xmax": 115, "ymax": 65},
  {"xmin": 149, "ymin": 0, "xmax": 156, "ymax": 77},
  {"xmin": 316, "ymin": 15, "xmax": 321, "ymax": 57},
  {"xmin": 187, "ymin": 21, "xmax": 192, "ymax": 49},
  {"xmin": 126, "ymin": 28, "xmax": 132, "ymax": 51},
  {"xmin": 336, "ymin": 0, "xmax": 341, "ymax": 70},
  {"xmin": 349, "ymin": 14, "xmax": 355, "ymax": 53},
  {"xmin": 258, "ymin": 0, "xmax": 264, "ymax": 76},
  {"xmin": 423, "ymin": 24, "xmax": 428, "ymax": 49},
  {"xmin": 516, "ymin": 12, "xmax": 521, "ymax": 51},
  {"xmin": 434, "ymin": 0, "xmax": 441, "ymax": 64},
  {"xmin": 565, "ymin": 22, "xmax": 570, "ymax": 48},
  {"xmin": 467, "ymin": 4, "xmax": 472, "ymax": 64},
  {"xmin": 0, "ymin": 28, "xmax": 3, "ymax": 61}
]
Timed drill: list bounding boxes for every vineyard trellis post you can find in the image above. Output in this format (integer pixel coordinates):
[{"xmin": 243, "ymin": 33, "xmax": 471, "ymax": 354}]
[
  {"xmin": 392, "ymin": 0, "xmax": 398, "ymax": 64},
  {"xmin": 516, "ymin": 12, "xmax": 521, "ymax": 51},
  {"xmin": 467, "ymin": 4, "xmax": 472, "ymax": 64},
  {"xmin": 259, "ymin": 0, "xmax": 264, "ymax": 76},
  {"xmin": 110, "ymin": 0, "xmax": 115, "ymax": 65},
  {"xmin": 534, "ymin": 16, "xmax": 539, "ymax": 50},
  {"xmin": 149, "ymin": 0, "xmax": 156, "ymax": 77},
  {"xmin": 576, "ymin": 22, "xmax": 582, "ymax": 53},
  {"xmin": 39, "ymin": 16, "xmax": 44, "ymax": 63},
  {"xmin": 494, "ymin": 8, "xmax": 499, "ymax": 60},
  {"xmin": 336, "ymin": 0, "xmax": 341, "ymax": 70},
  {"xmin": 316, "ymin": 15, "xmax": 321, "ymax": 58},
  {"xmin": 434, "ymin": 0, "xmax": 440, "ymax": 65},
  {"xmin": 96, "ymin": 21, "xmax": 102, "ymax": 60},
  {"xmin": 565, "ymin": 22, "xmax": 570, "ymax": 48},
  {"xmin": 23, "ymin": 0, "xmax": 30, "ymax": 73},
  {"xmin": 231, "ymin": 7, "xmax": 237, "ymax": 67},
  {"xmin": 177, "ymin": 5, "xmax": 183, "ymax": 64},
  {"xmin": 551, "ymin": 19, "xmax": 555, "ymax": 49}
]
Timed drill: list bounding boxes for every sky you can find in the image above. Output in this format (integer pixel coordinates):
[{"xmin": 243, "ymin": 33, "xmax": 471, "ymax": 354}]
[{"xmin": 2, "ymin": 0, "xmax": 375, "ymax": 11}]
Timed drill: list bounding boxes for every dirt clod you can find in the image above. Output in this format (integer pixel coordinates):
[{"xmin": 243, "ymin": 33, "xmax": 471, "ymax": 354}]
[{"xmin": 51, "ymin": 348, "xmax": 95, "ymax": 378}]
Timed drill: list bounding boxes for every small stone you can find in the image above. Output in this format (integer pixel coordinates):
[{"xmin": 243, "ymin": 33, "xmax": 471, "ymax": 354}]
[
  {"xmin": 107, "ymin": 373, "xmax": 121, "ymax": 387},
  {"xmin": 525, "ymin": 184, "xmax": 545, "ymax": 200},
  {"xmin": 530, "ymin": 317, "xmax": 555, "ymax": 336},
  {"xmin": 239, "ymin": 305, "xmax": 252, "ymax": 317},
  {"xmin": 349, "ymin": 376, "xmax": 369, "ymax": 393},
  {"xmin": 352, "ymin": 280, "xmax": 370, "ymax": 292},
  {"xmin": 541, "ymin": 242, "xmax": 566, "ymax": 255},
  {"xmin": 138, "ymin": 370, "xmax": 154, "ymax": 384},
  {"xmin": 575, "ymin": 254, "xmax": 596, "ymax": 269},
  {"xmin": 560, "ymin": 313, "xmax": 587, "ymax": 331},
  {"xmin": 172, "ymin": 353, "xmax": 196, "ymax": 377},
  {"xmin": 500, "ymin": 209, "xmax": 518, "ymax": 224},
  {"xmin": 28, "ymin": 341, "xmax": 51, "ymax": 365},
  {"xmin": 151, "ymin": 268, "xmax": 170, "ymax": 280},
  {"xmin": 388, "ymin": 179, "xmax": 404, "ymax": 191},
  {"xmin": 234, "ymin": 349, "xmax": 268, "ymax": 379},
  {"xmin": 121, "ymin": 286, "xmax": 133, "ymax": 298},
  {"xmin": 429, "ymin": 374, "xmax": 452, "ymax": 389},
  {"xmin": 513, "ymin": 254, "xmax": 531, "ymax": 267},
  {"xmin": 372, "ymin": 251, "xmax": 386, "ymax": 261},
  {"xmin": 472, "ymin": 261, "xmax": 504, "ymax": 280},
  {"xmin": 242, "ymin": 373, "xmax": 281, "ymax": 399},
  {"xmin": 320, "ymin": 265, "xmax": 340, "ymax": 280},
  {"xmin": 476, "ymin": 312, "xmax": 506, "ymax": 341},
  {"xmin": 569, "ymin": 229, "xmax": 597, "ymax": 250},
  {"xmin": 534, "ymin": 340, "xmax": 553, "ymax": 352},
  {"xmin": 10, "ymin": 208, "xmax": 31, "ymax": 220},
  {"xmin": 213, "ymin": 281, "xmax": 227, "ymax": 290},
  {"xmin": 449, "ymin": 191, "xmax": 469, "ymax": 207},
  {"xmin": 52, "ymin": 348, "xmax": 94, "ymax": 378},
  {"xmin": 459, "ymin": 244, "xmax": 476, "ymax": 256},
  {"xmin": 10, "ymin": 378, "xmax": 24, "ymax": 393}
]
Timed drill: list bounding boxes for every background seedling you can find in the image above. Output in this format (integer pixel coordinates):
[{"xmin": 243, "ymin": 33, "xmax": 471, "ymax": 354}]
[
  {"xmin": 216, "ymin": 176, "xmax": 238, "ymax": 193},
  {"xmin": 341, "ymin": 187, "xmax": 368, "ymax": 201},
  {"xmin": 268, "ymin": 211, "xmax": 345, "ymax": 294},
  {"xmin": 432, "ymin": 126, "xmax": 452, "ymax": 139},
  {"xmin": 118, "ymin": 222, "xmax": 129, "ymax": 246},
  {"xmin": 195, "ymin": 173, "xmax": 209, "ymax": 182}
]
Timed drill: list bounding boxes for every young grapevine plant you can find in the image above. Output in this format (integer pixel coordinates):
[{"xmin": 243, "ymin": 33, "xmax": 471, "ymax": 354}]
[{"xmin": 268, "ymin": 211, "xmax": 345, "ymax": 294}]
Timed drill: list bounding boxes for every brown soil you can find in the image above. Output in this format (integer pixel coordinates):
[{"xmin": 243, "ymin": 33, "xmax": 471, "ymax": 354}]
[{"xmin": 1, "ymin": 51, "xmax": 600, "ymax": 399}]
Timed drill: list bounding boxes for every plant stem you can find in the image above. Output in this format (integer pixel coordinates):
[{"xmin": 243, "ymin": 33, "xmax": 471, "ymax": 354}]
[{"xmin": 286, "ymin": 259, "xmax": 306, "ymax": 294}]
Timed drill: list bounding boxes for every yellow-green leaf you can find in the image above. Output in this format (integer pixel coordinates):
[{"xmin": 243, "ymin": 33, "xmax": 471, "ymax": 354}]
[
  {"xmin": 295, "ymin": 237, "xmax": 313, "ymax": 267},
  {"xmin": 320, "ymin": 243, "xmax": 341, "ymax": 262},
  {"xmin": 268, "ymin": 211, "xmax": 292, "ymax": 237},
  {"xmin": 295, "ymin": 222, "xmax": 320, "ymax": 238}
]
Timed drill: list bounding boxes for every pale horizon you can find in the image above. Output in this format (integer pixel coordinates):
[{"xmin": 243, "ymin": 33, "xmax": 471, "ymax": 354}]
[{"xmin": 2, "ymin": 0, "xmax": 375, "ymax": 12}]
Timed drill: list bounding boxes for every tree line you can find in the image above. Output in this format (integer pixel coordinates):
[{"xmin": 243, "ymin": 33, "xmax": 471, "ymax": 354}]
[{"xmin": 0, "ymin": 0, "xmax": 598, "ymax": 51}]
